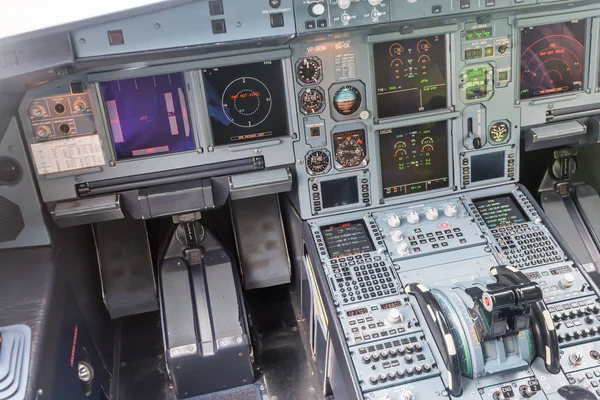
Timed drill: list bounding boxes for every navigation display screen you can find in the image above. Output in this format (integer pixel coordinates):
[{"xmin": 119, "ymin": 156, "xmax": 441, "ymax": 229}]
[
  {"xmin": 473, "ymin": 195, "xmax": 529, "ymax": 229},
  {"xmin": 520, "ymin": 20, "xmax": 586, "ymax": 99},
  {"xmin": 374, "ymin": 35, "xmax": 447, "ymax": 119},
  {"xmin": 100, "ymin": 73, "xmax": 195, "ymax": 160},
  {"xmin": 378, "ymin": 121, "xmax": 449, "ymax": 198},
  {"xmin": 202, "ymin": 61, "xmax": 289, "ymax": 146},
  {"xmin": 321, "ymin": 220, "xmax": 375, "ymax": 258}
]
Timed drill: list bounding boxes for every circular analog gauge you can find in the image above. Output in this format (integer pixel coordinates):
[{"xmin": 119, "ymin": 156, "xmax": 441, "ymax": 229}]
[
  {"xmin": 222, "ymin": 77, "xmax": 272, "ymax": 128},
  {"xmin": 333, "ymin": 86, "xmax": 362, "ymax": 116},
  {"xmin": 297, "ymin": 58, "xmax": 322, "ymax": 85},
  {"xmin": 489, "ymin": 122, "xmax": 509, "ymax": 143},
  {"xmin": 299, "ymin": 87, "xmax": 325, "ymax": 115},
  {"xmin": 334, "ymin": 130, "xmax": 366, "ymax": 168},
  {"xmin": 306, "ymin": 149, "xmax": 331, "ymax": 175},
  {"xmin": 30, "ymin": 105, "xmax": 46, "ymax": 118},
  {"xmin": 34, "ymin": 125, "xmax": 52, "ymax": 139}
]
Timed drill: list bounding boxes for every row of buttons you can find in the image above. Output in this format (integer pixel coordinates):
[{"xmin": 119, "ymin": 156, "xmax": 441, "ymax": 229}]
[
  {"xmin": 566, "ymin": 369, "xmax": 600, "ymax": 395},
  {"xmin": 305, "ymin": 20, "xmax": 328, "ymax": 29}
]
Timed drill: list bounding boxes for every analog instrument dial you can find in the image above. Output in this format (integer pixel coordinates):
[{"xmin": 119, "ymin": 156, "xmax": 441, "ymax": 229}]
[
  {"xmin": 299, "ymin": 87, "xmax": 325, "ymax": 115},
  {"xmin": 34, "ymin": 125, "xmax": 52, "ymax": 139},
  {"xmin": 489, "ymin": 122, "xmax": 509, "ymax": 143},
  {"xmin": 333, "ymin": 85, "xmax": 362, "ymax": 116},
  {"xmin": 306, "ymin": 149, "xmax": 331, "ymax": 175},
  {"xmin": 297, "ymin": 58, "xmax": 322, "ymax": 85},
  {"xmin": 333, "ymin": 129, "xmax": 367, "ymax": 169},
  {"xmin": 30, "ymin": 104, "xmax": 46, "ymax": 118}
]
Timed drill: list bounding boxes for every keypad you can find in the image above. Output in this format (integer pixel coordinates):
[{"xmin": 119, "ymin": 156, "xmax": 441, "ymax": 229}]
[
  {"xmin": 548, "ymin": 297, "xmax": 600, "ymax": 347},
  {"xmin": 490, "ymin": 223, "xmax": 564, "ymax": 267},
  {"xmin": 330, "ymin": 253, "xmax": 399, "ymax": 304}
]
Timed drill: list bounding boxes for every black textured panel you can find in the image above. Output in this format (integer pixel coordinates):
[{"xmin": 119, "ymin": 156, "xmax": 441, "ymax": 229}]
[{"xmin": 0, "ymin": 196, "xmax": 24, "ymax": 242}]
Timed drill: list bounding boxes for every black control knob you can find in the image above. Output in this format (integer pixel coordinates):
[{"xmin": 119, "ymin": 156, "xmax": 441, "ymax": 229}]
[
  {"xmin": 414, "ymin": 365, "xmax": 422, "ymax": 375},
  {"xmin": 573, "ymin": 330, "xmax": 581, "ymax": 339},
  {"xmin": 568, "ymin": 310, "xmax": 577, "ymax": 319},
  {"xmin": 388, "ymin": 349, "xmax": 397, "ymax": 357},
  {"xmin": 472, "ymin": 137, "xmax": 482, "ymax": 149},
  {"xmin": 380, "ymin": 351, "xmax": 389, "ymax": 359},
  {"xmin": 414, "ymin": 343, "xmax": 422, "ymax": 352},
  {"xmin": 397, "ymin": 346, "xmax": 406, "ymax": 355},
  {"xmin": 404, "ymin": 355, "xmax": 413, "ymax": 364},
  {"xmin": 362, "ymin": 355, "xmax": 371, "ymax": 364},
  {"xmin": 405, "ymin": 367, "xmax": 414, "ymax": 376},
  {"xmin": 567, "ymin": 332, "xmax": 576, "ymax": 341},
  {"xmin": 422, "ymin": 363, "xmax": 432, "ymax": 373},
  {"xmin": 387, "ymin": 372, "xmax": 396, "ymax": 381},
  {"xmin": 558, "ymin": 334, "xmax": 566, "ymax": 343},
  {"xmin": 369, "ymin": 375, "xmax": 378, "ymax": 385},
  {"xmin": 405, "ymin": 344, "xmax": 414, "ymax": 354},
  {"xmin": 561, "ymin": 312, "xmax": 570, "ymax": 320},
  {"xmin": 582, "ymin": 329, "xmax": 590, "ymax": 337},
  {"xmin": 396, "ymin": 370, "xmax": 405, "ymax": 379},
  {"xmin": 0, "ymin": 157, "xmax": 21, "ymax": 185},
  {"xmin": 378, "ymin": 373, "xmax": 387, "ymax": 383},
  {"xmin": 553, "ymin": 314, "xmax": 561, "ymax": 322},
  {"xmin": 371, "ymin": 354, "xmax": 380, "ymax": 362},
  {"xmin": 585, "ymin": 316, "xmax": 594, "ymax": 324},
  {"xmin": 577, "ymin": 309, "xmax": 584, "ymax": 317},
  {"xmin": 592, "ymin": 305, "xmax": 599, "ymax": 314}
]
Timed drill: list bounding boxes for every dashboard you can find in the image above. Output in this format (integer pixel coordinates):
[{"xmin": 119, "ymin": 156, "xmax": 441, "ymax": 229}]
[{"xmin": 13, "ymin": 0, "xmax": 600, "ymax": 222}]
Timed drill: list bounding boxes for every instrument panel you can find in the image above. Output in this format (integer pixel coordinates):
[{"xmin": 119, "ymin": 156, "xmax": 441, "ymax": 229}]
[{"xmin": 15, "ymin": 0, "xmax": 600, "ymax": 222}]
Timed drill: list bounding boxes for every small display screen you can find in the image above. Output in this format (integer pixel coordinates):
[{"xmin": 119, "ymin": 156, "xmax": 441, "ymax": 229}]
[
  {"xmin": 381, "ymin": 301, "xmax": 403, "ymax": 310},
  {"xmin": 202, "ymin": 61, "xmax": 289, "ymax": 146},
  {"xmin": 525, "ymin": 272, "xmax": 542, "ymax": 280},
  {"xmin": 550, "ymin": 265, "xmax": 572, "ymax": 275},
  {"xmin": 378, "ymin": 121, "xmax": 449, "ymax": 198},
  {"xmin": 321, "ymin": 176, "xmax": 359, "ymax": 209},
  {"xmin": 100, "ymin": 73, "xmax": 195, "ymax": 160},
  {"xmin": 374, "ymin": 35, "xmax": 447, "ymax": 119},
  {"xmin": 321, "ymin": 220, "xmax": 375, "ymax": 258},
  {"xmin": 346, "ymin": 308, "xmax": 369, "ymax": 317},
  {"xmin": 473, "ymin": 195, "xmax": 529, "ymax": 229},
  {"xmin": 471, "ymin": 152, "xmax": 505, "ymax": 183},
  {"xmin": 520, "ymin": 20, "xmax": 586, "ymax": 99}
]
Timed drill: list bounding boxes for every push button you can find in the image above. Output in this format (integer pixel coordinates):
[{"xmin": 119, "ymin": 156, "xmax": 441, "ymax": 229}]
[
  {"xmin": 271, "ymin": 13, "xmax": 285, "ymax": 28},
  {"xmin": 460, "ymin": 0, "xmax": 470, "ymax": 8},
  {"xmin": 211, "ymin": 19, "xmax": 227, "ymax": 34},
  {"xmin": 209, "ymin": 0, "xmax": 224, "ymax": 15},
  {"xmin": 432, "ymin": 5, "xmax": 442, "ymax": 13},
  {"xmin": 305, "ymin": 20, "xmax": 316, "ymax": 29},
  {"xmin": 269, "ymin": 0, "xmax": 281, "ymax": 8}
]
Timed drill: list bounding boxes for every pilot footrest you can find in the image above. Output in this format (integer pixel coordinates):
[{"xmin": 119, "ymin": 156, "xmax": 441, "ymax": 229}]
[{"xmin": 159, "ymin": 223, "xmax": 253, "ymax": 398}]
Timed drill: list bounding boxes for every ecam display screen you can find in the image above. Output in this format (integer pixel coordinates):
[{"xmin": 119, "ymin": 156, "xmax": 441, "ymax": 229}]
[
  {"xmin": 378, "ymin": 121, "xmax": 449, "ymax": 198},
  {"xmin": 374, "ymin": 35, "xmax": 447, "ymax": 119},
  {"xmin": 321, "ymin": 220, "xmax": 375, "ymax": 258},
  {"xmin": 321, "ymin": 176, "xmax": 359, "ymax": 209},
  {"xmin": 202, "ymin": 61, "xmax": 289, "ymax": 146},
  {"xmin": 471, "ymin": 152, "xmax": 505, "ymax": 182},
  {"xmin": 473, "ymin": 195, "xmax": 529, "ymax": 229},
  {"xmin": 520, "ymin": 20, "xmax": 586, "ymax": 99},
  {"xmin": 100, "ymin": 73, "xmax": 195, "ymax": 160}
]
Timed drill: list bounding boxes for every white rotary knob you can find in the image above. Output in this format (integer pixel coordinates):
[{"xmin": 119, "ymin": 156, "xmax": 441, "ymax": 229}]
[
  {"xmin": 390, "ymin": 231, "xmax": 404, "ymax": 242},
  {"xmin": 337, "ymin": 0, "xmax": 351, "ymax": 9},
  {"xmin": 444, "ymin": 204, "xmax": 458, "ymax": 218},
  {"xmin": 425, "ymin": 208, "xmax": 439, "ymax": 221},
  {"xmin": 386, "ymin": 308, "xmax": 403, "ymax": 324},
  {"xmin": 397, "ymin": 242, "xmax": 410, "ymax": 256},
  {"xmin": 387, "ymin": 214, "xmax": 401, "ymax": 228},
  {"xmin": 406, "ymin": 211, "xmax": 420, "ymax": 225}
]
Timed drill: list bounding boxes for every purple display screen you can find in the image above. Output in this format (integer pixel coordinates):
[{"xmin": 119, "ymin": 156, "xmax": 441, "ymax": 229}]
[{"xmin": 100, "ymin": 73, "xmax": 195, "ymax": 160}]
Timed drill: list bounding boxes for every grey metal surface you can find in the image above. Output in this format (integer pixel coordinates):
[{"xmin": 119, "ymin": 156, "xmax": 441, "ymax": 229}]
[
  {"xmin": 231, "ymin": 195, "xmax": 291, "ymax": 290},
  {"xmin": 71, "ymin": 0, "xmax": 296, "ymax": 58},
  {"xmin": 53, "ymin": 194, "xmax": 124, "ymax": 227},
  {"xmin": 229, "ymin": 168, "xmax": 292, "ymax": 200},
  {"xmin": 0, "ymin": 118, "xmax": 50, "ymax": 249},
  {"xmin": 93, "ymin": 218, "xmax": 158, "ymax": 319}
]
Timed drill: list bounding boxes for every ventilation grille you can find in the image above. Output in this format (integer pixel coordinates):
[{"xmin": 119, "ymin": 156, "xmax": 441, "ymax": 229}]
[
  {"xmin": 0, "ymin": 325, "xmax": 31, "ymax": 400},
  {"xmin": 0, "ymin": 197, "xmax": 24, "ymax": 243}
]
